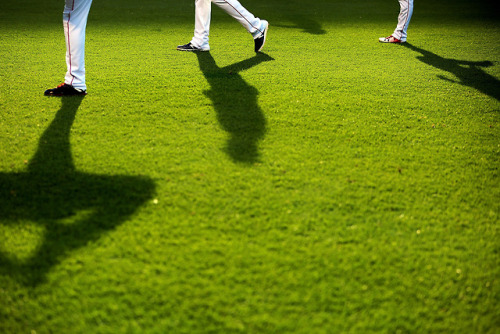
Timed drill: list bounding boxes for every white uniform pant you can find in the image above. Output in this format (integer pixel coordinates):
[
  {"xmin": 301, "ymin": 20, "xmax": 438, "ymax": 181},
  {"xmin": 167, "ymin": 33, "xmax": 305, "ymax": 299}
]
[
  {"xmin": 393, "ymin": 0, "xmax": 413, "ymax": 42},
  {"xmin": 191, "ymin": 0, "xmax": 266, "ymax": 49},
  {"xmin": 63, "ymin": 0, "xmax": 92, "ymax": 90}
]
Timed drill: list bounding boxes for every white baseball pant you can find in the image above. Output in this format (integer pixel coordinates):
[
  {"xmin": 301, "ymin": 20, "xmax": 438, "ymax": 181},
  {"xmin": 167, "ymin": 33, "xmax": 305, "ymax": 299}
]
[
  {"xmin": 190, "ymin": 0, "xmax": 267, "ymax": 50},
  {"xmin": 392, "ymin": 0, "xmax": 413, "ymax": 42},
  {"xmin": 63, "ymin": 0, "xmax": 92, "ymax": 90}
]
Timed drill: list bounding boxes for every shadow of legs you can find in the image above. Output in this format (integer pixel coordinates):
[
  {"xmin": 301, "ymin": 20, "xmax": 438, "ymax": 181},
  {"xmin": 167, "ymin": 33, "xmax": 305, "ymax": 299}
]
[
  {"xmin": 403, "ymin": 43, "xmax": 500, "ymax": 102},
  {"xmin": 0, "ymin": 97, "xmax": 155, "ymax": 286},
  {"xmin": 195, "ymin": 52, "xmax": 274, "ymax": 163}
]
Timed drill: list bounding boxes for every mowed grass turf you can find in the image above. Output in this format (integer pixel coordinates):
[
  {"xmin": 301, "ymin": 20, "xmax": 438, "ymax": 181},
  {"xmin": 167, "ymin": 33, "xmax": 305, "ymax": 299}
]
[{"xmin": 1, "ymin": 0, "xmax": 499, "ymax": 333}]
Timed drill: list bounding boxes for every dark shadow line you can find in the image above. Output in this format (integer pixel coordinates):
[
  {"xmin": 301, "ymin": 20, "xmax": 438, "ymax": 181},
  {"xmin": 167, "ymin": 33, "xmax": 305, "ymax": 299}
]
[
  {"xmin": 0, "ymin": 97, "xmax": 156, "ymax": 286},
  {"xmin": 273, "ymin": 17, "xmax": 327, "ymax": 35},
  {"xmin": 403, "ymin": 43, "xmax": 500, "ymax": 102},
  {"xmin": 195, "ymin": 52, "xmax": 274, "ymax": 164}
]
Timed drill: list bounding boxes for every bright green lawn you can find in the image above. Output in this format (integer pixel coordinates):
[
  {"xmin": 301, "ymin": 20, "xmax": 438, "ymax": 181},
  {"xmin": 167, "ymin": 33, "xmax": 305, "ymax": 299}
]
[{"xmin": 1, "ymin": 0, "xmax": 499, "ymax": 333}]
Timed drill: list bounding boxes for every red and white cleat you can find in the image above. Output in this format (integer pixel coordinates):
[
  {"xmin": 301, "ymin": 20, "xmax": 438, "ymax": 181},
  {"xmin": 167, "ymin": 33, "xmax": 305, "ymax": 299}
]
[{"xmin": 379, "ymin": 35, "xmax": 404, "ymax": 43}]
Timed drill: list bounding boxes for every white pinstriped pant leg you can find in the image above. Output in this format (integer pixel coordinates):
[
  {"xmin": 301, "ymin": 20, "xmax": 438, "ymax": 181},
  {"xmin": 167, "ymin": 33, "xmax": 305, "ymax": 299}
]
[
  {"xmin": 191, "ymin": 0, "xmax": 212, "ymax": 49},
  {"xmin": 190, "ymin": 0, "xmax": 265, "ymax": 49},
  {"xmin": 212, "ymin": 0, "xmax": 264, "ymax": 37},
  {"xmin": 393, "ymin": 0, "xmax": 413, "ymax": 42},
  {"xmin": 63, "ymin": 0, "xmax": 92, "ymax": 90}
]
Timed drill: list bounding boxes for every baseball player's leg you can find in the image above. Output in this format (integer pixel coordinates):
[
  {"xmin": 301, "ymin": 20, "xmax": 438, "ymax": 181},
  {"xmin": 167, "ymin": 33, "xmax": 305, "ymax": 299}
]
[
  {"xmin": 45, "ymin": 0, "xmax": 92, "ymax": 96},
  {"xmin": 392, "ymin": 0, "xmax": 413, "ymax": 42},
  {"xmin": 64, "ymin": 0, "xmax": 93, "ymax": 90},
  {"xmin": 212, "ymin": 0, "xmax": 265, "ymax": 38},
  {"xmin": 177, "ymin": 0, "xmax": 211, "ymax": 51},
  {"xmin": 212, "ymin": 0, "xmax": 268, "ymax": 52},
  {"xmin": 190, "ymin": 0, "xmax": 212, "ymax": 50},
  {"xmin": 178, "ymin": 0, "xmax": 268, "ymax": 52}
]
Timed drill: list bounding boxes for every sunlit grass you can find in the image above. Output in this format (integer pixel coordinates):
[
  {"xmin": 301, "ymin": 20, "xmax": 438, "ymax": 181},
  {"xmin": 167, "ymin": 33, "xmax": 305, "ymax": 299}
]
[{"xmin": 1, "ymin": 0, "xmax": 499, "ymax": 333}]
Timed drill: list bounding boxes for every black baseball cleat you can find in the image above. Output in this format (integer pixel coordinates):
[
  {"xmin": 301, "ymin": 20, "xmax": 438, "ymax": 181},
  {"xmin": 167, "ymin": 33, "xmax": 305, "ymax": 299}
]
[
  {"xmin": 176, "ymin": 42, "xmax": 209, "ymax": 52},
  {"xmin": 254, "ymin": 20, "xmax": 269, "ymax": 53},
  {"xmin": 44, "ymin": 83, "xmax": 87, "ymax": 96}
]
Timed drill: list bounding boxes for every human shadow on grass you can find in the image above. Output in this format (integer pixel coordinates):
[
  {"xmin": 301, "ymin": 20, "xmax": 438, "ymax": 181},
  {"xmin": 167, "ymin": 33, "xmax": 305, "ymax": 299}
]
[
  {"xmin": 274, "ymin": 14, "xmax": 327, "ymax": 35},
  {"xmin": 0, "ymin": 97, "xmax": 155, "ymax": 287},
  {"xmin": 196, "ymin": 52, "xmax": 274, "ymax": 163},
  {"xmin": 403, "ymin": 43, "xmax": 500, "ymax": 102}
]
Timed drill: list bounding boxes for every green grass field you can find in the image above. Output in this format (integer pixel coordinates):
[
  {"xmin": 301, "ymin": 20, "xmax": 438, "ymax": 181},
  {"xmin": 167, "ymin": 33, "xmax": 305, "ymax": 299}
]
[{"xmin": 1, "ymin": 0, "xmax": 499, "ymax": 332}]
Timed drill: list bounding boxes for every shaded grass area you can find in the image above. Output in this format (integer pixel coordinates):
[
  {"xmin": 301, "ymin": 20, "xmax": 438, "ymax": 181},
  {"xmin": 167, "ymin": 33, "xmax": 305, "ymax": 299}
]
[
  {"xmin": 0, "ymin": 97, "xmax": 155, "ymax": 286},
  {"xmin": 1, "ymin": 0, "xmax": 499, "ymax": 333}
]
